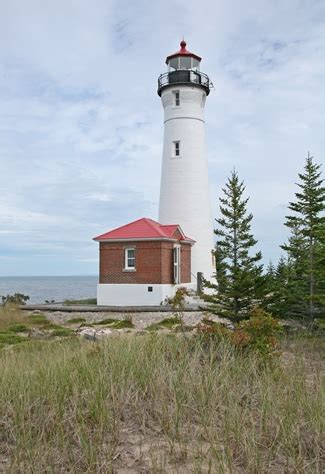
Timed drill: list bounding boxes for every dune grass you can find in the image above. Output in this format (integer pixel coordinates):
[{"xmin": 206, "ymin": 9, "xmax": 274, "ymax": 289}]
[
  {"xmin": 0, "ymin": 307, "xmax": 74, "ymax": 346},
  {"xmin": 96, "ymin": 318, "xmax": 134, "ymax": 329},
  {"xmin": 146, "ymin": 316, "xmax": 182, "ymax": 331},
  {"xmin": 64, "ymin": 298, "xmax": 97, "ymax": 305},
  {"xmin": 66, "ymin": 317, "xmax": 87, "ymax": 324},
  {"xmin": 0, "ymin": 328, "xmax": 323, "ymax": 472}
]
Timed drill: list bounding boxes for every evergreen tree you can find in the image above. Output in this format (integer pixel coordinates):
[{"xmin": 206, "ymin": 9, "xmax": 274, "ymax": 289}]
[
  {"xmin": 265, "ymin": 261, "xmax": 276, "ymax": 294},
  {"xmin": 281, "ymin": 153, "xmax": 325, "ymax": 320},
  {"xmin": 265, "ymin": 256, "xmax": 299, "ymax": 318},
  {"xmin": 206, "ymin": 170, "xmax": 264, "ymax": 321},
  {"xmin": 264, "ymin": 260, "xmax": 277, "ymax": 312}
]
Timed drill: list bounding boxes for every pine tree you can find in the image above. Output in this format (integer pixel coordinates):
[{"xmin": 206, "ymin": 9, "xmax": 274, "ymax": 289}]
[
  {"xmin": 281, "ymin": 153, "xmax": 325, "ymax": 320},
  {"xmin": 265, "ymin": 261, "xmax": 276, "ymax": 293},
  {"xmin": 206, "ymin": 170, "xmax": 264, "ymax": 321},
  {"xmin": 265, "ymin": 256, "xmax": 299, "ymax": 318}
]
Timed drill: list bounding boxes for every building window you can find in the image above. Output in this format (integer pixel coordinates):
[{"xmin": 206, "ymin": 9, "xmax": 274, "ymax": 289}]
[
  {"xmin": 173, "ymin": 141, "xmax": 180, "ymax": 157},
  {"xmin": 174, "ymin": 90, "xmax": 180, "ymax": 106},
  {"xmin": 124, "ymin": 248, "xmax": 135, "ymax": 270}
]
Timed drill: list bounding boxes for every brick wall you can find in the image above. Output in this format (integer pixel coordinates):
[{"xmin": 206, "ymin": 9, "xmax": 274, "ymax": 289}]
[
  {"xmin": 180, "ymin": 244, "xmax": 191, "ymax": 283},
  {"xmin": 99, "ymin": 240, "xmax": 192, "ymax": 284}
]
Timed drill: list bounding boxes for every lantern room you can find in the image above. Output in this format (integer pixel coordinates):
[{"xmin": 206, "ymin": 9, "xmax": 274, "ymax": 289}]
[
  {"xmin": 158, "ymin": 40, "xmax": 211, "ymax": 96},
  {"xmin": 166, "ymin": 39, "xmax": 201, "ymax": 71}
]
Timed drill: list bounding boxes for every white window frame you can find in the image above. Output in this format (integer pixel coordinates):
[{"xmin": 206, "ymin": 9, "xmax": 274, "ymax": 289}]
[
  {"xmin": 173, "ymin": 140, "xmax": 180, "ymax": 158},
  {"xmin": 124, "ymin": 247, "xmax": 135, "ymax": 270}
]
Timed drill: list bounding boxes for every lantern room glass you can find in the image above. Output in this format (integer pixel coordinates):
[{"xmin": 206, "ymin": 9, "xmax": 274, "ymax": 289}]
[{"xmin": 168, "ymin": 56, "xmax": 201, "ymax": 72}]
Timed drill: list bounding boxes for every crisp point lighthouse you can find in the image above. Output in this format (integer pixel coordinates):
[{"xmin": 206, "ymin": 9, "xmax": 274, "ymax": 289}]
[
  {"xmin": 158, "ymin": 40, "xmax": 214, "ymax": 286},
  {"xmin": 94, "ymin": 40, "xmax": 214, "ymax": 306}
]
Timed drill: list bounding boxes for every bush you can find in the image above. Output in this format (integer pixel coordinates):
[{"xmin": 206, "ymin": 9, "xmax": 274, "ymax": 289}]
[
  {"xmin": 1, "ymin": 293, "xmax": 30, "ymax": 306},
  {"xmin": 232, "ymin": 307, "xmax": 282, "ymax": 357},
  {"xmin": 196, "ymin": 320, "xmax": 230, "ymax": 344},
  {"xmin": 196, "ymin": 309, "xmax": 282, "ymax": 358}
]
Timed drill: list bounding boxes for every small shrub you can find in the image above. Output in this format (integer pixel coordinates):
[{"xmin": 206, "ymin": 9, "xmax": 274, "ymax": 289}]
[
  {"xmin": 232, "ymin": 307, "xmax": 282, "ymax": 357},
  {"xmin": 167, "ymin": 287, "xmax": 188, "ymax": 309},
  {"xmin": 196, "ymin": 310, "xmax": 282, "ymax": 358},
  {"xmin": 1, "ymin": 293, "xmax": 30, "ymax": 306},
  {"xmin": 196, "ymin": 320, "xmax": 230, "ymax": 344}
]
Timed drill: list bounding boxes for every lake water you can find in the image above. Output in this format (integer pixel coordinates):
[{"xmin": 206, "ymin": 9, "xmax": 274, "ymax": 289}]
[{"xmin": 0, "ymin": 276, "xmax": 98, "ymax": 304}]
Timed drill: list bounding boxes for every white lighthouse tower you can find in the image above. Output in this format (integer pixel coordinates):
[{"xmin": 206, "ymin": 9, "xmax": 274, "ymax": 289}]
[{"xmin": 158, "ymin": 40, "xmax": 214, "ymax": 286}]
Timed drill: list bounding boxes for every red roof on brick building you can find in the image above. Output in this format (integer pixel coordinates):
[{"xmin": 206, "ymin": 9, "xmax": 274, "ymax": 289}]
[{"xmin": 93, "ymin": 218, "xmax": 195, "ymax": 243}]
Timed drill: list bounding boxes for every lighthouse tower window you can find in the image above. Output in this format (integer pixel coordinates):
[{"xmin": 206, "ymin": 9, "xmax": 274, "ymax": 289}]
[
  {"xmin": 173, "ymin": 141, "xmax": 180, "ymax": 157},
  {"xmin": 174, "ymin": 91, "xmax": 180, "ymax": 106}
]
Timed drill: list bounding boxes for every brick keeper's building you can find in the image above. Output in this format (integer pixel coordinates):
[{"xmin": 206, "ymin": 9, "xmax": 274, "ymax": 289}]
[{"xmin": 93, "ymin": 218, "xmax": 195, "ymax": 305}]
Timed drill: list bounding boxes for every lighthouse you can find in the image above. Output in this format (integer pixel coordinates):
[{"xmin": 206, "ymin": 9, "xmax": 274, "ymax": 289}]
[
  {"xmin": 158, "ymin": 40, "xmax": 214, "ymax": 286},
  {"xmin": 94, "ymin": 40, "xmax": 214, "ymax": 306}
]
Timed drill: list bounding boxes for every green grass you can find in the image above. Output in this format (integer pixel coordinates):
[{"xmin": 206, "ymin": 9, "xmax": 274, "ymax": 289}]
[
  {"xmin": 96, "ymin": 318, "xmax": 117, "ymax": 325},
  {"xmin": 0, "ymin": 334, "xmax": 323, "ymax": 472},
  {"xmin": 66, "ymin": 317, "xmax": 87, "ymax": 324},
  {"xmin": 7, "ymin": 324, "xmax": 28, "ymax": 333},
  {"xmin": 64, "ymin": 298, "xmax": 97, "ymax": 305},
  {"xmin": 26, "ymin": 315, "xmax": 66, "ymax": 331},
  {"xmin": 0, "ymin": 307, "xmax": 76, "ymax": 344},
  {"xmin": 27, "ymin": 313, "xmax": 49, "ymax": 325},
  {"xmin": 109, "ymin": 320, "xmax": 134, "ymax": 329},
  {"xmin": 0, "ymin": 332, "xmax": 25, "ymax": 345},
  {"xmin": 96, "ymin": 319, "xmax": 134, "ymax": 329},
  {"xmin": 146, "ymin": 316, "xmax": 182, "ymax": 331},
  {"xmin": 50, "ymin": 328, "xmax": 74, "ymax": 337}
]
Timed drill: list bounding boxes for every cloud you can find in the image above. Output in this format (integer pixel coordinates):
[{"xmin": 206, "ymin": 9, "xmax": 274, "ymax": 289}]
[{"xmin": 0, "ymin": 0, "xmax": 324, "ymax": 275}]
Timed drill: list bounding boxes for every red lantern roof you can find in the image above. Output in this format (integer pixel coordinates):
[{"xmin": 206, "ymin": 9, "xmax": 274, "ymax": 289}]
[
  {"xmin": 93, "ymin": 217, "xmax": 195, "ymax": 243},
  {"xmin": 166, "ymin": 39, "xmax": 202, "ymax": 64}
]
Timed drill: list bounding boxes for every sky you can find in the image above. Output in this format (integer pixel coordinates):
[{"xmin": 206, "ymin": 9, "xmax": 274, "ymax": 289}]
[{"xmin": 0, "ymin": 0, "xmax": 324, "ymax": 276}]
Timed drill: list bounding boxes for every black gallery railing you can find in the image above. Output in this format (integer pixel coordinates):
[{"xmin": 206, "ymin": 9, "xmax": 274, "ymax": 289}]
[{"xmin": 158, "ymin": 70, "xmax": 211, "ymax": 95}]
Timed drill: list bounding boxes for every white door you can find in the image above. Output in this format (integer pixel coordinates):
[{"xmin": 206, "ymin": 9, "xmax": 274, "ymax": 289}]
[{"xmin": 173, "ymin": 246, "xmax": 181, "ymax": 284}]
